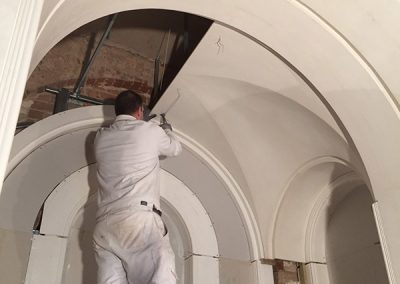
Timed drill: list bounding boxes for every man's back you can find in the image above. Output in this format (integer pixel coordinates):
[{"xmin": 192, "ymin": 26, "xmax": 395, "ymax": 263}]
[
  {"xmin": 94, "ymin": 114, "xmax": 181, "ymax": 218},
  {"xmin": 93, "ymin": 90, "xmax": 181, "ymax": 284}
]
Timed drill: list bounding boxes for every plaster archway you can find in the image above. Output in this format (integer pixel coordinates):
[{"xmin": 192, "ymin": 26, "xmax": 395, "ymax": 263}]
[
  {"xmin": 0, "ymin": 0, "xmax": 399, "ymax": 282},
  {"xmin": 273, "ymin": 157, "xmax": 388, "ymax": 283},
  {"xmin": 272, "ymin": 157, "xmax": 357, "ymax": 262},
  {"xmin": 24, "ymin": 165, "xmax": 219, "ymax": 284},
  {"xmin": 1, "ymin": 106, "xmax": 266, "ymax": 283},
  {"xmin": 30, "ymin": 7, "xmax": 400, "ymax": 280}
]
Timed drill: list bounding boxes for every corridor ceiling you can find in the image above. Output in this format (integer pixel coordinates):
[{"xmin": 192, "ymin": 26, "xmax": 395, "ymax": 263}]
[
  {"xmin": 29, "ymin": 0, "xmax": 400, "ymax": 281},
  {"xmin": 0, "ymin": 0, "xmax": 399, "ymax": 283}
]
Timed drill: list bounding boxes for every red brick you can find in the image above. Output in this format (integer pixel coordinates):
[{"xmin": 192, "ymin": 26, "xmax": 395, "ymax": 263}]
[
  {"xmin": 83, "ymin": 88, "xmax": 97, "ymax": 98},
  {"xmin": 31, "ymin": 101, "xmax": 53, "ymax": 111},
  {"xmin": 104, "ymin": 78, "xmax": 114, "ymax": 86},
  {"xmin": 132, "ymin": 81, "xmax": 141, "ymax": 90},
  {"xmin": 113, "ymin": 79, "xmax": 124, "ymax": 87},
  {"xmin": 283, "ymin": 261, "xmax": 298, "ymax": 273},
  {"xmin": 36, "ymin": 93, "xmax": 55, "ymax": 104},
  {"xmin": 275, "ymin": 271, "xmax": 298, "ymax": 283},
  {"xmin": 91, "ymin": 79, "xmax": 100, "ymax": 87},
  {"xmin": 22, "ymin": 30, "xmax": 156, "ymax": 122},
  {"xmin": 86, "ymin": 78, "xmax": 95, "ymax": 85},
  {"xmin": 28, "ymin": 109, "xmax": 47, "ymax": 120},
  {"xmin": 64, "ymin": 78, "xmax": 76, "ymax": 86},
  {"xmin": 273, "ymin": 260, "xmax": 284, "ymax": 271},
  {"xmin": 120, "ymin": 80, "xmax": 130, "ymax": 89}
]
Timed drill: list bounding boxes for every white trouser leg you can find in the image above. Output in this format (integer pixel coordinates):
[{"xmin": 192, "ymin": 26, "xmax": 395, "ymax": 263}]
[
  {"xmin": 94, "ymin": 208, "xmax": 177, "ymax": 284},
  {"xmin": 149, "ymin": 231, "xmax": 177, "ymax": 284},
  {"xmin": 121, "ymin": 213, "xmax": 177, "ymax": 284},
  {"xmin": 94, "ymin": 242, "xmax": 128, "ymax": 284}
]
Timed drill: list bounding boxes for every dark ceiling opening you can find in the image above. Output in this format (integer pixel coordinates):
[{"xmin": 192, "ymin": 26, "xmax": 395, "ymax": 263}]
[{"xmin": 19, "ymin": 9, "xmax": 212, "ymax": 129}]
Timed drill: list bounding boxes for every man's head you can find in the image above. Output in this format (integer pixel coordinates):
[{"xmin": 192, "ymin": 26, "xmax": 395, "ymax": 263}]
[{"xmin": 114, "ymin": 90, "xmax": 144, "ymax": 120}]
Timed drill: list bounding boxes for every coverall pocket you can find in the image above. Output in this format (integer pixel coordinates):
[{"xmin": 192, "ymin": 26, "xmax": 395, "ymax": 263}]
[{"xmin": 153, "ymin": 214, "xmax": 167, "ymax": 238}]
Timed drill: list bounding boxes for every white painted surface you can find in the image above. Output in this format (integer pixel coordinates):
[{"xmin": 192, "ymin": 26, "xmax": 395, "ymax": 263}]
[
  {"xmin": 256, "ymin": 261, "xmax": 274, "ymax": 284},
  {"xmin": 0, "ymin": 0, "xmax": 42, "ymax": 195},
  {"xmin": 0, "ymin": 228, "xmax": 32, "ymax": 284},
  {"xmin": 305, "ymin": 172, "xmax": 364, "ymax": 263},
  {"xmin": 3, "ymin": 106, "xmax": 262, "ymax": 282},
  {"xmin": 326, "ymin": 186, "xmax": 389, "ymax": 284},
  {"xmin": 219, "ymin": 258, "xmax": 257, "ymax": 284},
  {"xmin": 25, "ymin": 235, "xmax": 67, "ymax": 284},
  {"xmin": 41, "ymin": 166, "xmax": 96, "ymax": 237},
  {"xmin": 49, "ymin": 167, "xmax": 220, "ymax": 283},
  {"xmin": 301, "ymin": 0, "xmax": 400, "ymax": 103},
  {"xmin": 160, "ymin": 145, "xmax": 253, "ymax": 261},
  {"xmin": 0, "ymin": 0, "xmax": 399, "ymax": 282},
  {"xmin": 27, "ymin": 2, "xmax": 400, "ymax": 278},
  {"xmin": 303, "ymin": 263, "xmax": 330, "ymax": 284},
  {"xmin": 160, "ymin": 170, "xmax": 219, "ymax": 256},
  {"xmin": 2, "ymin": 127, "xmax": 99, "ymax": 232},
  {"xmin": 188, "ymin": 255, "xmax": 219, "ymax": 284},
  {"xmin": 373, "ymin": 202, "xmax": 396, "ymax": 284},
  {"xmin": 41, "ymin": 165, "xmax": 219, "ymax": 256},
  {"xmin": 273, "ymin": 160, "xmax": 352, "ymax": 262}
]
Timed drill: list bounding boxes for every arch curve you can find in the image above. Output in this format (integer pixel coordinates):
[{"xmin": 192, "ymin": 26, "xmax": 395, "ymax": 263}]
[
  {"xmin": 272, "ymin": 156, "xmax": 365, "ymax": 263},
  {"xmin": 1, "ymin": 105, "xmax": 264, "ymax": 283}
]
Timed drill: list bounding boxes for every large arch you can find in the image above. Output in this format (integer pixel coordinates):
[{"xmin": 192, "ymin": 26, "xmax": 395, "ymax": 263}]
[
  {"xmin": 25, "ymin": 165, "xmax": 219, "ymax": 284},
  {"xmin": 272, "ymin": 157, "xmax": 358, "ymax": 262},
  {"xmin": 0, "ymin": 0, "xmax": 399, "ymax": 282},
  {"xmin": 273, "ymin": 157, "xmax": 388, "ymax": 283},
  {"xmin": 0, "ymin": 106, "xmax": 267, "ymax": 283},
  {"xmin": 28, "ymin": 4, "xmax": 400, "ymax": 279}
]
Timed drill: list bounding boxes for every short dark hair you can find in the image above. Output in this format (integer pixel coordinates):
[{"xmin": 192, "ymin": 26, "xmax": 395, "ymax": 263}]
[{"xmin": 114, "ymin": 90, "xmax": 143, "ymax": 116}]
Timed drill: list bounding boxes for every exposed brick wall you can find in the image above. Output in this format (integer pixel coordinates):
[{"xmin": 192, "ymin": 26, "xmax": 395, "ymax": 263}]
[
  {"xmin": 273, "ymin": 260, "xmax": 300, "ymax": 284},
  {"xmin": 19, "ymin": 10, "xmax": 212, "ymax": 125},
  {"xmin": 28, "ymin": 93, "xmax": 55, "ymax": 121},
  {"xmin": 20, "ymin": 33, "xmax": 155, "ymax": 123}
]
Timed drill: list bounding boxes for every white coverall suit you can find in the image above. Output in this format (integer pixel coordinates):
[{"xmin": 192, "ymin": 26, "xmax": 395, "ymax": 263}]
[{"xmin": 93, "ymin": 114, "xmax": 182, "ymax": 284}]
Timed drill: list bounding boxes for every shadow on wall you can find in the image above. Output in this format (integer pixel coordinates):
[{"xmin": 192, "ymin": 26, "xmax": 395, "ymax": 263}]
[
  {"xmin": 60, "ymin": 130, "xmax": 99, "ymax": 284},
  {"xmin": 325, "ymin": 178, "xmax": 389, "ymax": 284},
  {"xmin": 80, "ymin": 130, "xmax": 98, "ymax": 284}
]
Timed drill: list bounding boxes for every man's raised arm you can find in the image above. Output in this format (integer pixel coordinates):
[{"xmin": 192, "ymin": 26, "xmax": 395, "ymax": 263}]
[{"xmin": 156, "ymin": 122, "xmax": 182, "ymax": 157}]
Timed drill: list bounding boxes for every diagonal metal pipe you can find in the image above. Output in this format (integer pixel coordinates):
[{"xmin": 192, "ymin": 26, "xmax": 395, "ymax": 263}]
[{"xmin": 73, "ymin": 13, "xmax": 119, "ymax": 97}]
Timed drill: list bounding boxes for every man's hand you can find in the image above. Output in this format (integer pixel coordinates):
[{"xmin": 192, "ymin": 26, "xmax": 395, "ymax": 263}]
[
  {"xmin": 160, "ymin": 122, "xmax": 172, "ymax": 131},
  {"xmin": 159, "ymin": 114, "xmax": 172, "ymax": 131}
]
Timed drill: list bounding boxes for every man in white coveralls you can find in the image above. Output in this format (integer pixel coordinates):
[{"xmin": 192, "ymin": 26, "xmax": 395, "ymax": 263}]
[{"xmin": 93, "ymin": 90, "xmax": 182, "ymax": 284}]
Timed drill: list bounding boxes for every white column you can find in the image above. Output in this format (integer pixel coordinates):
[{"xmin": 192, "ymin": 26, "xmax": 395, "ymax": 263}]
[{"xmin": 0, "ymin": 0, "xmax": 43, "ymax": 194}]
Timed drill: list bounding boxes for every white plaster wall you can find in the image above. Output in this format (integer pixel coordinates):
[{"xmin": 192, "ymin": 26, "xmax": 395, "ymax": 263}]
[
  {"xmin": 0, "ymin": 0, "xmax": 42, "ymax": 194},
  {"xmin": 0, "ymin": 229, "xmax": 31, "ymax": 283},
  {"xmin": 28, "ymin": 1, "xmax": 400, "ymax": 274},
  {"xmin": 57, "ymin": 170, "xmax": 193, "ymax": 284},
  {"xmin": 273, "ymin": 161, "xmax": 353, "ymax": 262},
  {"xmin": 1, "ymin": 106, "xmax": 265, "ymax": 283},
  {"xmin": 154, "ymin": 24, "xmax": 365, "ymax": 263},
  {"xmin": 302, "ymin": 0, "xmax": 400, "ymax": 104},
  {"xmin": 0, "ymin": 0, "xmax": 399, "ymax": 282},
  {"xmin": 326, "ymin": 186, "xmax": 389, "ymax": 284}
]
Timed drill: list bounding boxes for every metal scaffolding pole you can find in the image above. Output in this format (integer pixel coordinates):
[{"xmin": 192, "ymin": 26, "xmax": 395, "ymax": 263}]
[{"xmin": 73, "ymin": 13, "xmax": 119, "ymax": 98}]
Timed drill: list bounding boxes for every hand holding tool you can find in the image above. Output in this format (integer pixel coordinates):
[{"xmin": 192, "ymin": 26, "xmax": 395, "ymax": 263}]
[{"xmin": 160, "ymin": 114, "xmax": 172, "ymax": 131}]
